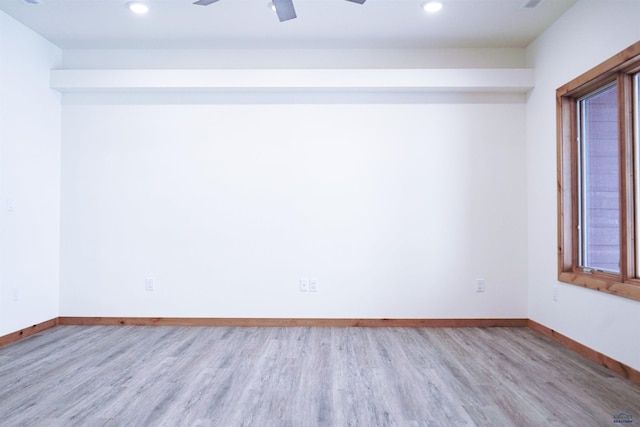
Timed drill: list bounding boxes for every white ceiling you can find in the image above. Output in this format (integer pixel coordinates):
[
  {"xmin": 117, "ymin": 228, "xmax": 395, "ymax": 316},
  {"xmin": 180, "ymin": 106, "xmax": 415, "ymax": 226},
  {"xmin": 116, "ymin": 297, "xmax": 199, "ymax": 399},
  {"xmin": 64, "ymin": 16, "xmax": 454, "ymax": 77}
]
[{"xmin": 0, "ymin": 0, "xmax": 578, "ymax": 50}]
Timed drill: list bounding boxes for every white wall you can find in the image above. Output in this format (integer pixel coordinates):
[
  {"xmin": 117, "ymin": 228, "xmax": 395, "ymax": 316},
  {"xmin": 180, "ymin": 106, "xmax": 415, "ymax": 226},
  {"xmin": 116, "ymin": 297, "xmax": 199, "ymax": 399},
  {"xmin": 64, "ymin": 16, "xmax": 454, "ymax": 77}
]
[
  {"xmin": 60, "ymin": 47, "xmax": 526, "ymax": 70},
  {"xmin": 526, "ymin": 0, "xmax": 640, "ymax": 370},
  {"xmin": 2, "ymin": 0, "xmax": 639, "ymax": 375},
  {"xmin": 60, "ymin": 95, "xmax": 527, "ymax": 318},
  {"xmin": 0, "ymin": 12, "xmax": 61, "ymax": 335},
  {"xmin": 0, "ymin": 10, "xmax": 530, "ymax": 330}
]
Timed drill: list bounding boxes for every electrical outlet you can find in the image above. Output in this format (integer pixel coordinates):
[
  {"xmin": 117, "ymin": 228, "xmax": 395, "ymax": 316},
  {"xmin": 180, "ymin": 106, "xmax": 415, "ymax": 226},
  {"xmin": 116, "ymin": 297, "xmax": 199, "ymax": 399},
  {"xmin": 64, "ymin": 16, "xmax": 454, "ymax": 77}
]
[
  {"xmin": 309, "ymin": 278, "xmax": 318, "ymax": 292},
  {"xmin": 553, "ymin": 285, "xmax": 558, "ymax": 301},
  {"xmin": 475, "ymin": 279, "xmax": 485, "ymax": 292},
  {"xmin": 299, "ymin": 278, "xmax": 309, "ymax": 292},
  {"xmin": 11, "ymin": 287, "xmax": 19, "ymax": 302},
  {"xmin": 145, "ymin": 278, "xmax": 155, "ymax": 291}
]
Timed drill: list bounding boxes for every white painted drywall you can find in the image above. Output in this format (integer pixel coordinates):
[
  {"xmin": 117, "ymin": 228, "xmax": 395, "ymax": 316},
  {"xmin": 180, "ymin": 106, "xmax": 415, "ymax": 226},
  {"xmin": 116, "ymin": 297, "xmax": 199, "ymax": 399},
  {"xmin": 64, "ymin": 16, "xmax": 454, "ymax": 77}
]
[
  {"xmin": 0, "ymin": 4, "xmax": 529, "ymax": 330},
  {"xmin": 0, "ymin": 12, "xmax": 61, "ymax": 336},
  {"xmin": 2, "ymin": 0, "xmax": 637, "ymax": 377},
  {"xmin": 49, "ymin": 68, "xmax": 534, "ymax": 93},
  {"xmin": 526, "ymin": 0, "xmax": 640, "ymax": 370},
  {"xmin": 60, "ymin": 48, "xmax": 526, "ymax": 70},
  {"xmin": 60, "ymin": 99, "xmax": 527, "ymax": 319}
]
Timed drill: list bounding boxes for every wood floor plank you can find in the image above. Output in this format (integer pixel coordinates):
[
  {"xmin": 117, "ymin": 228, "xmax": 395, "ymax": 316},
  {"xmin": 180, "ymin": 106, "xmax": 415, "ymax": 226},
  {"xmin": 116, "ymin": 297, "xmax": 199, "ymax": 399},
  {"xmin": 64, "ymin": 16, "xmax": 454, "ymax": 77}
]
[{"xmin": 0, "ymin": 326, "xmax": 639, "ymax": 426}]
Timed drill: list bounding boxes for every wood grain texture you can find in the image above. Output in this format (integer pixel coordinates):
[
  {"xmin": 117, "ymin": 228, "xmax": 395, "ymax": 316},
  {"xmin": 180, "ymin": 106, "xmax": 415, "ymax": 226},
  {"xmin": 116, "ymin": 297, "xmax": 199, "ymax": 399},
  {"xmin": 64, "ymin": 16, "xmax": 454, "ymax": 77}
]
[
  {"xmin": 556, "ymin": 40, "xmax": 640, "ymax": 97},
  {"xmin": 528, "ymin": 319, "xmax": 640, "ymax": 384},
  {"xmin": 0, "ymin": 318, "xmax": 58, "ymax": 348},
  {"xmin": 57, "ymin": 317, "xmax": 528, "ymax": 328},
  {"xmin": 555, "ymin": 40, "xmax": 640, "ymax": 303},
  {"xmin": 1, "ymin": 325, "xmax": 638, "ymax": 426}
]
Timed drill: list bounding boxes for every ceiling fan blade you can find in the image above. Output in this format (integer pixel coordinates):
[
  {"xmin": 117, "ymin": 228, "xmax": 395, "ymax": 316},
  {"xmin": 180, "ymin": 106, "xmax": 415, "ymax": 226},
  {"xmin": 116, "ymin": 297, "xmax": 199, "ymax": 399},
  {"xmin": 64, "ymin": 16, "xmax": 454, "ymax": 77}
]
[
  {"xmin": 193, "ymin": 0, "xmax": 221, "ymax": 5},
  {"xmin": 273, "ymin": 0, "xmax": 297, "ymax": 22},
  {"xmin": 344, "ymin": 0, "xmax": 366, "ymax": 3}
]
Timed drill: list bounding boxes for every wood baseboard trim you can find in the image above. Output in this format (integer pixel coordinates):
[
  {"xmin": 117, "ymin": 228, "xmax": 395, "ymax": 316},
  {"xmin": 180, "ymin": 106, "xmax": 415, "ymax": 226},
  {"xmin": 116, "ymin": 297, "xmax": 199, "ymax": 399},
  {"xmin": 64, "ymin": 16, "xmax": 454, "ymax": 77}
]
[
  {"xmin": 528, "ymin": 319, "xmax": 640, "ymax": 384},
  {"xmin": 3, "ymin": 317, "xmax": 637, "ymax": 385},
  {"xmin": 0, "ymin": 318, "xmax": 59, "ymax": 348},
  {"xmin": 57, "ymin": 317, "xmax": 529, "ymax": 328}
]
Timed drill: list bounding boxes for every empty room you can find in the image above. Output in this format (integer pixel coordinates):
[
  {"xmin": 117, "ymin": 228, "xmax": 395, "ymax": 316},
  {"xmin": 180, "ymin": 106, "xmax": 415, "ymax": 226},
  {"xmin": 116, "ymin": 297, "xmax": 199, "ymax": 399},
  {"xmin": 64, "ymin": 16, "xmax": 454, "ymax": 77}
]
[{"xmin": 0, "ymin": 0, "xmax": 639, "ymax": 425}]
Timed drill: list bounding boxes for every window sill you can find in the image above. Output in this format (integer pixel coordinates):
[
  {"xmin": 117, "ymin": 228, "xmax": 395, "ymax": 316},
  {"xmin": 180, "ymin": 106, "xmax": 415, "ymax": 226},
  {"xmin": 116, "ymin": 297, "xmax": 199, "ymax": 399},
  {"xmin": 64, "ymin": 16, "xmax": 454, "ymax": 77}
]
[{"xmin": 558, "ymin": 272, "xmax": 640, "ymax": 302}]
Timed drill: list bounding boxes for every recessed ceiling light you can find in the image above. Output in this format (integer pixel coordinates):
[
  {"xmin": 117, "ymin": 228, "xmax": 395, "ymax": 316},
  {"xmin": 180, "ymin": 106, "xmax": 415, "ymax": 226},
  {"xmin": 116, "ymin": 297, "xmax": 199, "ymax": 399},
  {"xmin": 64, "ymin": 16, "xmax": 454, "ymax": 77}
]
[
  {"xmin": 267, "ymin": 2, "xmax": 276, "ymax": 12},
  {"xmin": 127, "ymin": 1, "xmax": 149, "ymax": 14},
  {"xmin": 422, "ymin": 1, "xmax": 443, "ymax": 13}
]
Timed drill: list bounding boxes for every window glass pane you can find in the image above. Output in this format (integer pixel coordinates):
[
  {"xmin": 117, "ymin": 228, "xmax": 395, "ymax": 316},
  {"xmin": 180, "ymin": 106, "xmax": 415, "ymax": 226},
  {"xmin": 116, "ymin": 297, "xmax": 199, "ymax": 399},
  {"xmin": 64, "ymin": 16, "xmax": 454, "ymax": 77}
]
[{"xmin": 578, "ymin": 84, "xmax": 619, "ymax": 273}]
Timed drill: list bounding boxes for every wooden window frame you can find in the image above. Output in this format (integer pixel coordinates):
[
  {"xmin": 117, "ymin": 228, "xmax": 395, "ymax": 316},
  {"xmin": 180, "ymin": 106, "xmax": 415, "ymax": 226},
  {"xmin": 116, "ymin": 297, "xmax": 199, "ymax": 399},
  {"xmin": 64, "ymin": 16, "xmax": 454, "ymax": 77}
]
[{"xmin": 557, "ymin": 41, "xmax": 640, "ymax": 302}]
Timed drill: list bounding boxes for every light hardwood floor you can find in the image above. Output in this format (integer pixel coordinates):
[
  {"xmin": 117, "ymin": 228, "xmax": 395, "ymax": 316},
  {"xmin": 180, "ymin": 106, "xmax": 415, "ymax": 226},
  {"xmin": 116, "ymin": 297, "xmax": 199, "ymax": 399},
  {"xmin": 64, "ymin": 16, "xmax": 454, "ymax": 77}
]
[{"xmin": 0, "ymin": 326, "xmax": 638, "ymax": 426}]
